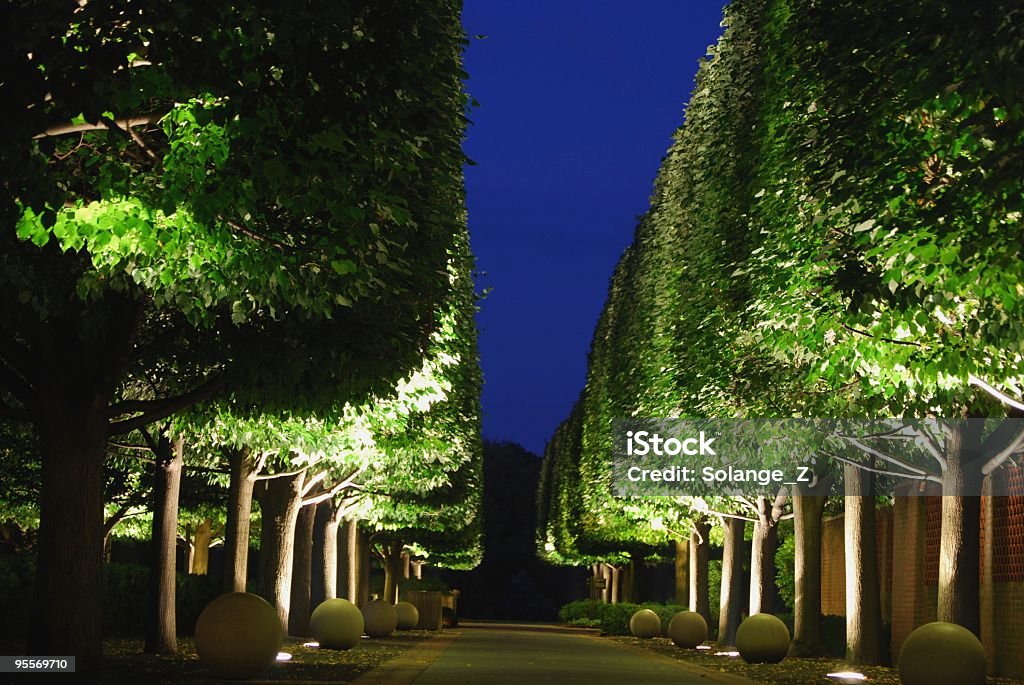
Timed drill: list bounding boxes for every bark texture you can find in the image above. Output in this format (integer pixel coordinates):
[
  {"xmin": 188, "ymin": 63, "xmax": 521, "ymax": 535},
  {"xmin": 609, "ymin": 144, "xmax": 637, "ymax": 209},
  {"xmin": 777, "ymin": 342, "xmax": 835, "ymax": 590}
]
[
  {"xmin": 718, "ymin": 517, "xmax": 745, "ymax": 646},
  {"xmin": 255, "ymin": 469, "xmax": 306, "ymax": 634},
  {"xmin": 27, "ymin": 401, "xmax": 107, "ymax": 671},
  {"xmin": 937, "ymin": 421, "xmax": 983, "ymax": 635},
  {"xmin": 223, "ymin": 447, "xmax": 259, "ymax": 593},
  {"xmin": 343, "ymin": 518, "xmax": 370, "ymax": 606},
  {"xmin": 289, "ymin": 503, "xmax": 316, "ymax": 636},
  {"xmin": 191, "ymin": 518, "xmax": 212, "ymax": 575},
  {"xmin": 789, "ymin": 477, "xmax": 830, "ymax": 657},
  {"xmin": 844, "ymin": 463, "xmax": 883, "ymax": 665},
  {"xmin": 380, "ymin": 541, "xmax": 405, "ymax": 605},
  {"xmin": 674, "ymin": 538, "xmax": 689, "ymax": 607},
  {"xmin": 690, "ymin": 518, "xmax": 711, "ymax": 625},
  {"xmin": 749, "ymin": 494, "xmax": 784, "ymax": 615},
  {"xmin": 145, "ymin": 434, "xmax": 184, "ymax": 655}
]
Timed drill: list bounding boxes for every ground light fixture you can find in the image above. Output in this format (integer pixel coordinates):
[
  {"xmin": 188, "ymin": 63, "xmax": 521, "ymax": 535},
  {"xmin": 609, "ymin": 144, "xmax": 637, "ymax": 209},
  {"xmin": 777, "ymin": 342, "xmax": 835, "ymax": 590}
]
[
  {"xmin": 826, "ymin": 672, "xmax": 868, "ymax": 683},
  {"xmin": 276, "ymin": 652, "xmax": 293, "ymax": 662},
  {"xmin": 302, "ymin": 642, "xmax": 320, "ymax": 648},
  {"xmin": 713, "ymin": 651, "xmax": 740, "ymax": 657}
]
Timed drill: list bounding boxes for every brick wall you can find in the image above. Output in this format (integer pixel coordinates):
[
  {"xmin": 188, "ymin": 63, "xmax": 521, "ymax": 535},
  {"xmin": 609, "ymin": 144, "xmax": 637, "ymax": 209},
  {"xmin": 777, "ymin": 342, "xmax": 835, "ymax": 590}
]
[
  {"xmin": 818, "ymin": 472, "xmax": 1024, "ymax": 677},
  {"xmin": 821, "ymin": 514, "xmax": 846, "ymax": 616},
  {"xmin": 981, "ymin": 469, "xmax": 1024, "ymax": 678}
]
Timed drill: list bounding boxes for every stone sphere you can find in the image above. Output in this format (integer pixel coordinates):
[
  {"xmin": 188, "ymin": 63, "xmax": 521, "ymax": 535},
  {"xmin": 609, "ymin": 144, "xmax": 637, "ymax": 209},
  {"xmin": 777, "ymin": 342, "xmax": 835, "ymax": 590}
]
[
  {"xmin": 194, "ymin": 592, "xmax": 283, "ymax": 679},
  {"xmin": 668, "ymin": 611, "xmax": 708, "ymax": 648},
  {"xmin": 629, "ymin": 609, "xmax": 662, "ymax": 639},
  {"xmin": 310, "ymin": 598, "xmax": 364, "ymax": 650},
  {"xmin": 362, "ymin": 599, "xmax": 398, "ymax": 638},
  {"xmin": 395, "ymin": 601, "xmax": 420, "ymax": 630},
  {"xmin": 898, "ymin": 622, "xmax": 986, "ymax": 685},
  {"xmin": 735, "ymin": 613, "xmax": 790, "ymax": 664}
]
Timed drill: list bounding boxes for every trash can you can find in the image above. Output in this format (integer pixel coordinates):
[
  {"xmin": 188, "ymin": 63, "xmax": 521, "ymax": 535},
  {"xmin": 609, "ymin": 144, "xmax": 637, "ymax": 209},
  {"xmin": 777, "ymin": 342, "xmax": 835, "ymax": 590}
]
[{"xmin": 404, "ymin": 590, "xmax": 443, "ymax": 630}]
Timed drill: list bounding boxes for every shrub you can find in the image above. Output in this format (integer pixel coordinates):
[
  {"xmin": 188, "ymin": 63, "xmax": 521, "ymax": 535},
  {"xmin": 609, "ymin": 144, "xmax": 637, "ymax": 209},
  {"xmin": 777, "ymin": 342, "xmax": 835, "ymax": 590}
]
[
  {"xmin": 0, "ymin": 554, "xmax": 34, "ymax": 638},
  {"xmin": 176, "ymin": 572, "xmax": 222, "ymax": 636},
  {"xmin": 103, "ymin": 562, "xmax": 149, "ymax": 635},
  {"xmin": 775, "ymin": 534, "xmax": 795, "ymax": 611},
  {"xmin": 708, "ymin": 559, "xmax": 722, "ymax": 636},
  {"xmin": 598, "ymin": 602, "xmax": 640, "ymax": 635},
  {"xmin": 639, "ymin": 602, "xmax": 686, "ymax": 633},
  {"xmin": 558, "ymin": 600, "xmax": 690, "ymax": 636},
  {"xmin": 822, "ymin": 614, "xmax": 846, "ymax": 657},
  {"xmin": 558, "ymin": 599, "xmax": 600, "ymax": 623}
]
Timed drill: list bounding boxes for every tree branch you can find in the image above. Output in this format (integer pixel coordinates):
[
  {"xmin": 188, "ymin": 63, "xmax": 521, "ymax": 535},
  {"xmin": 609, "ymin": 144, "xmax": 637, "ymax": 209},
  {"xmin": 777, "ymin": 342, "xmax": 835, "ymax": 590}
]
[
  {"xmin": 842, "ymin": 435, "xmax": 934, "ymax": 475},
  {"xmin": 982, "ymin": 424, "xmax": 1024, "ymax": 476},
  {"xmin": 254, "ymin": 465, "xmax": 308, "ymax": 481},
  {"xmin": 829, "ymin": 452, "xmax": 941, "ymax": 483},
  {"xmin": 34, "ymin": 113, "xmax": 164, "ymax": 139},
  {"xmin": 841, "ymin": 324, "xmax": 925, "ymax": 347},
  {"xmin": 913, "ymin": 425, "xmax": 946, "ymax": 464},
  {"xmin": 711, "ymin": 510, "xmax": 758, "ymax": 523},
  {"xmin": 107, "ymin": 374, "xmax": 227, "ymax": 436},
  {"xmin": 301, "ymin": 470, "xmax": 327, "ymax": 497},
  {"xmin": 969, "ymin": 374, "xmax": 1024, "ymax": 412}
]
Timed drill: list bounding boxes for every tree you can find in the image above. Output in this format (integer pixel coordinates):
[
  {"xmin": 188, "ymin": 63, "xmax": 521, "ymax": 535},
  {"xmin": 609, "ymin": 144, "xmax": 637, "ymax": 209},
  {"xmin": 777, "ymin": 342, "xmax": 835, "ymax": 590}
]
[{"xmin": 2, "ymin": 0, "xmax": 470, "ymax": 668}]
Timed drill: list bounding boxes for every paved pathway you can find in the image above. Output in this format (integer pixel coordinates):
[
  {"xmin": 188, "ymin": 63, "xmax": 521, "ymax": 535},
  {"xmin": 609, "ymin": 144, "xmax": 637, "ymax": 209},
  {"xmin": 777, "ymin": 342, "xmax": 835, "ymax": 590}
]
[{"xmin": 353, "ymin": 626, "xmax": 756, "ymax": 685}]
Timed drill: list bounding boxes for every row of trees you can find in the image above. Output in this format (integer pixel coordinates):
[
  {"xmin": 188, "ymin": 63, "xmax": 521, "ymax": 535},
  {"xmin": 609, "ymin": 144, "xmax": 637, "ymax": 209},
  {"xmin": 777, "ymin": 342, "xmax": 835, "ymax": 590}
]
[
  {"xmin": 538, "ymin": 0, "xmax": 1024, "ymax": 665},
  {"xmin": 1, "ymin": 0, "xmax": 482, "ymax": 671}
]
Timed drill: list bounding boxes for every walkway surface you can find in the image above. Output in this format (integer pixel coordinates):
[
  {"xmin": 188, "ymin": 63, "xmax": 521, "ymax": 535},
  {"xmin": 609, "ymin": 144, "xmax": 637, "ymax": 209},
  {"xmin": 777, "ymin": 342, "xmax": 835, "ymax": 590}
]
[{"xmin": 352, "ymin": 626, "xmax": 757, "ymax": 685}]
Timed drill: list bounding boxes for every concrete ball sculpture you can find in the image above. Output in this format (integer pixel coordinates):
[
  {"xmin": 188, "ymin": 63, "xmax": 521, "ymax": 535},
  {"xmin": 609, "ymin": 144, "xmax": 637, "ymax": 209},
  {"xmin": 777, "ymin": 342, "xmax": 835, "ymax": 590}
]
[
  {"xmin": 735, "ymin": 613, "xmax": 790, "ymax": 664},
  {"xmin": 668, "ymin": 611, "xmax": 708, "ymax": 648},
  {"xmin": 362, "ymin": 599, "xmax": 399, "ymax": 638},
  {"xmin": 629, "ymin": 609, "xmax": 662, "ymax": 639},
  {"xmin": 395, "ymin": 601, "xmax": 420, "ymax": 630},
  {"xmin": 194, "ymin": 592, "xmax": 283, "ymax": 679},
  {"xmin": 310, "ymin": 598, "xmax": 364, "ymax": 650},
  {"xmin": 898, "ymin": 621, "xmax": 986, "ymax": 685}
]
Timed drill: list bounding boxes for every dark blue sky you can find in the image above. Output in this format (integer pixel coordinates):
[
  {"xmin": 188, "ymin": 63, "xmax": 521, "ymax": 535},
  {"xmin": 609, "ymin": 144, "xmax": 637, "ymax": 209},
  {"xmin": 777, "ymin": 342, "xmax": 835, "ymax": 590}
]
[{"xmin": 462, "ymin": 1, "xmax": 729, "ymax": 456}]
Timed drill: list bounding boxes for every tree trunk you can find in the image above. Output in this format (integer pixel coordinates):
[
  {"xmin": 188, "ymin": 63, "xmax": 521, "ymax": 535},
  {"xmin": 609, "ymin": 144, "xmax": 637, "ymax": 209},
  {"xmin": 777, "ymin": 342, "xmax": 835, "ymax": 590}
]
[
  {"xmin": 749, "ymin": 495, "xmax": 783, "ymax": 615},
  {"xmin": 27, "ymin": 403, "xmax": 107, "ymax": 672},
  {"xmin": 844, "ymin": 463, "xmax": 883, "ymax": 665},
  {"xmin": 255, "ymin": 469, "xmax": 306, "ymax": 634},
  {"xmin": 289, "ymin": 503, "xmax": 316, "ymax": 636},
  {"xmin": 412, "ymin": 560, "xmax": 423, "ymax": 580},
  {"xmin": 402, "ymin": 552, "xmax": 411, "ymax": 580},
  {"xmin": 621, "ymin": 554, "xmax": 637, "ymax": 603},
  {"xmin": 674, "ymin": 538, "xmax": 689, "ymax": 607},
  {"xmin": 145, "ymin": 434, "xmax": 184, "ymax": 654},
  {"xmin": 610, "ymin": 565, "xmax": 620, "ymax": 604},
  {"xmin": 313, "ymin": 502, "xmax": 337, "ymax": 604},
  {"xmin": 719, "ymin": 517, "xmax": 745, "ymax": 646},
  {"xmin": 344, "ymin": 518, "xmax": 370, "ymax": 606},
  {"xmin": 789, "ymin": 478, "xmax": 829, "ymax": 657},
  {"xmin": 192, "ymin": 518, "xmax": 212, "ymax": 575},
  {"xmin": 690, "ymin": 518, "xmax": 711, "ymax": 625},
  {"xmin": 223, "ymin": 447, "xmax": 259, "ymax": 593},
  {"xmin": 381, "ymin": 541, "xmax": 404, "ymax": 605},
  {"xmin": 938, "ymin": 421, "xmax": 983, "ymax": 635}
]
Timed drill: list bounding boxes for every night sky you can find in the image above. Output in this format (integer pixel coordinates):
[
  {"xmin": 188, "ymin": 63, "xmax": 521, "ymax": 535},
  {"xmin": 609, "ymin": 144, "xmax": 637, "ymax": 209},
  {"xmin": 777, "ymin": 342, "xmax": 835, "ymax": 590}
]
[{"xmin": 462, "ymin": 1, "xmax": 730, "ymax": 455}]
